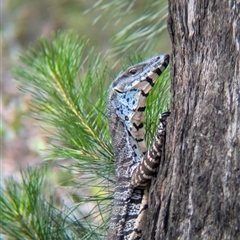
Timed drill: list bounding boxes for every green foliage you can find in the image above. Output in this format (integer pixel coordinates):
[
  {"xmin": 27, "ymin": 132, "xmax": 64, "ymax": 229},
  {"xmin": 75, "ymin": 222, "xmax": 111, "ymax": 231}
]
[
  {"xmin": 15, "ymin": 32, "xmax": 113, "ymax": 164},
  {"xmin": 145, "ymin": 65, "xmax": 170, "ymax": 145},
  {"xmin": 0, "ymin": 167, "xmax": 87, "ymax": 239}
]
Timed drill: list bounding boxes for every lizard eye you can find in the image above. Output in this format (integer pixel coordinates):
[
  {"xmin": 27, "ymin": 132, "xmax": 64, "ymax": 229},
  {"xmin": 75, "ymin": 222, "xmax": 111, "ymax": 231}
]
[{"xmin": 129, "ymin": 68, "xmax": 138, "ymax": 75}]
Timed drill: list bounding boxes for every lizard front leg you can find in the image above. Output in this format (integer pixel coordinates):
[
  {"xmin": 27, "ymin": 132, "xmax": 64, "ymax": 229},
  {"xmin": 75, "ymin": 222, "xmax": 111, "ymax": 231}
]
[
  {"xmin": 126, "ymin": 111, "xmax": 170, "ymax": 240},
  {"xmin": 131, "ymin": 111, "xmax": 171, "ymax": 188}
]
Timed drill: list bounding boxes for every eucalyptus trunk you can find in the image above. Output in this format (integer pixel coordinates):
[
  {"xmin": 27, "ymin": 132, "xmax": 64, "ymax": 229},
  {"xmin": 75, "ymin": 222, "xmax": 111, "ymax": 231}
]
[{"xmin": 145, "ymin": 1, "xmax": 240, "ymax": 239}]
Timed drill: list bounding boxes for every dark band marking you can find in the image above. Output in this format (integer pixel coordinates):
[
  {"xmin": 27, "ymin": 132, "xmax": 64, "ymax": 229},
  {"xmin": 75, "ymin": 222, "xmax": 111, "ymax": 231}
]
[
  {"xmin": 145, "ymin": 76, "xmax": 154, "ymax": 86},
  {"xmin": 162, "ymin": 59, "xmax": 169, "ymax": 68},
  {"xmin": 127, "ymin": 130, "xmax": 132, "ymax": 136},
  {"xmin": 136, "ymin": 138, "xmax": 144, "ymax": 142},
  {"xmin": 142, "ymin": 161, "xmax": 158, "ymax": 174},
  {"xmin": 133, "ymin": 228, "xmax": 142, "ymax": 234},
  {"xmin": 138, "ymin": 202, "xmax": 148, "ymax": 214},
  {"xmin": 124, "ymin": 228, "xmax": 142, "ymax": 236},
  {"xmin": 133, "ymin": 122, "xmax": 144, "ymax": 130},
  {"xmin": 142, "ymin": 164, "xmax": 154, "ymax": 175},
  {"xmin": 153, "ymin": 68, "xmax": 162, "ymax": 76},
  {"xmin": 137, "ymin": 106, "xmax": 146, "ymax": 112},
  {"xmin": 149, "ymin": 148, "xmax": 160, "ymax": 159},
  {"xmin": 125, "ymin": 214, "xmax": 139, "ymax": 222},
  {"xmin": 141, "ymin": 90, "xmax": 149, "ymax": 97}
]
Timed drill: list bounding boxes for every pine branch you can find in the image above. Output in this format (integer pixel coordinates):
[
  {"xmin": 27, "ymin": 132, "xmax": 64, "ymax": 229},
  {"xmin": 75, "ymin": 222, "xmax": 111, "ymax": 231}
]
[
  {"xmin": 0, "ymin": 167, "xmax": 87, "ymax": 239},
  {"xmin": 14, "ymin": 32, "xmax": 113, "ymax": 164}
]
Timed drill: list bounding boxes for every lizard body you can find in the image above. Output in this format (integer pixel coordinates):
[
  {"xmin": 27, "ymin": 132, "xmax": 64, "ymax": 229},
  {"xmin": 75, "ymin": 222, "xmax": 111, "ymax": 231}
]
[{"xmin": 107, "ymin": 54, "xmax": 170, "ymax": 240}]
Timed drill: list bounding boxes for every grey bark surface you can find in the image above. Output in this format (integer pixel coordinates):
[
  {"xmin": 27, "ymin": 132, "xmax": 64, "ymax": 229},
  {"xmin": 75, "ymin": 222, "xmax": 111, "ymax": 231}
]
[{"xmin": 145, "ymin": 1, "xmax": 240, "ymax": 239}]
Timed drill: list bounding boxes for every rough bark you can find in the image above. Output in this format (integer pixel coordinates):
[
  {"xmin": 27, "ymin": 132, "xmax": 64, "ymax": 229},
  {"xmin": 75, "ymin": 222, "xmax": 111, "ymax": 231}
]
[{"xmin": 145, "ymin": 1, "xmax": 240, "ymax": 239}]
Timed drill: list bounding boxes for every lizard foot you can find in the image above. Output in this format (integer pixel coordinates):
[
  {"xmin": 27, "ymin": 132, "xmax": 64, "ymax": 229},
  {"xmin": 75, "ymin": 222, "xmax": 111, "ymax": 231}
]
[{"xmin": 159, "ymin": 111, "xmax": 171, "ymax": 122}]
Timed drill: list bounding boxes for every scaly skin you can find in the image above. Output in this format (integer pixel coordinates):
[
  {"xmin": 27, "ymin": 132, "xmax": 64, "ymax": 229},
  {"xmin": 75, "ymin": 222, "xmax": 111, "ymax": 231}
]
[{"xmin": 107, "ymin": 54, "xmax": 170, "ymax": 240}]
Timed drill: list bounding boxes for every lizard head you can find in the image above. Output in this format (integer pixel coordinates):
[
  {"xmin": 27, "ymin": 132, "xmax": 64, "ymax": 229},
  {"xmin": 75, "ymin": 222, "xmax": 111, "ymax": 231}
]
[
  {"xmin": 107, "ymin": 54, "xmax": 169, "ymax": 152},
  {"xmin": 112, "ymin": 54, "xmax": 169, "ymax": 94}
]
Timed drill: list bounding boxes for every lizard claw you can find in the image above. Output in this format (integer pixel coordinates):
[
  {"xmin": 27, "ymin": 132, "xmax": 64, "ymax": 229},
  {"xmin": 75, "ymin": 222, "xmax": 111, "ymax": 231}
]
[{"xmin": 159, "ymin": 111, "xmax": 171, "ymax": 122}]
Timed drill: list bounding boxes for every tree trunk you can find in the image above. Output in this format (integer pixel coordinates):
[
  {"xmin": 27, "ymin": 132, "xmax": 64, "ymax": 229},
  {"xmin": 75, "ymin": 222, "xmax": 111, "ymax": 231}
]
[{"xmin": 145, "ymin": 1, "xmax": 240, "ymax": 239}]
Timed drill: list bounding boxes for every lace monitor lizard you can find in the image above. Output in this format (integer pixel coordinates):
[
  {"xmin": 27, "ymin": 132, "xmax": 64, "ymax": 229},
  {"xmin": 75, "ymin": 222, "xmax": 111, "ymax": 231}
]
[{"xmin": 107, "ymin": 54, "xmax": 170, "ymax": 240}]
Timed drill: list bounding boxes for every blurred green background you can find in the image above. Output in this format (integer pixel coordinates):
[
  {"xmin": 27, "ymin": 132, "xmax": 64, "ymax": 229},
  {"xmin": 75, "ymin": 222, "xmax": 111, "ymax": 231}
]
[{"xmin": 2, "ymin": 0, "xmax": 171, "ymax": 179}]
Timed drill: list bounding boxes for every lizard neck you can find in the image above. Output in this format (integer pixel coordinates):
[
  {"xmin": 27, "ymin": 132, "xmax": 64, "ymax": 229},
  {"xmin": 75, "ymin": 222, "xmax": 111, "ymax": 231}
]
[{"xmin": 108, "ymin": 112, "xmax": 145, "ymax": 181}]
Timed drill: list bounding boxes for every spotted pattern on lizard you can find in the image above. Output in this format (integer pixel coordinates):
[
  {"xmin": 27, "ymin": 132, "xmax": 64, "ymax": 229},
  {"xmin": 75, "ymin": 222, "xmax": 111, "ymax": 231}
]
[{"xmin": 107, "ymin": 54, "xmax": 170, "ymax": 240}]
